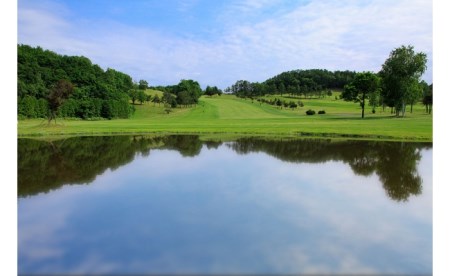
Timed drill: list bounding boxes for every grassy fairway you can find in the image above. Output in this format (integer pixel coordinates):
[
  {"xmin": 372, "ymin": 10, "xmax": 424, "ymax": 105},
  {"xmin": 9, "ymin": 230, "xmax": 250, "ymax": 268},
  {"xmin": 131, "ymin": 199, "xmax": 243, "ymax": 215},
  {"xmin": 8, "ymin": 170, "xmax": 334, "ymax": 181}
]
[{"xmin": 18, "ymin": 94, "xmax": 432, "ymax": 141}]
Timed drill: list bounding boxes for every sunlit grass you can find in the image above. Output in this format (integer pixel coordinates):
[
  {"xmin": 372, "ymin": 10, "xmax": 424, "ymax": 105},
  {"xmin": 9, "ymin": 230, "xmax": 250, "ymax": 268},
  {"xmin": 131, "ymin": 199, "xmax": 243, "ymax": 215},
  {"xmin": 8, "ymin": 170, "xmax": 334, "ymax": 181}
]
[{"xmin": 18, "ymin": 94, "xmax": 432, "ymax": 141}]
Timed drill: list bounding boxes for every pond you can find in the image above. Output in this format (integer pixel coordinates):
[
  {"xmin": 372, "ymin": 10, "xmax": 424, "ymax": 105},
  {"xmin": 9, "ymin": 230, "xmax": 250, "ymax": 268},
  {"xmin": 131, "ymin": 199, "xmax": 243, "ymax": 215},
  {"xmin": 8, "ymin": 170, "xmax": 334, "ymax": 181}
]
[{"xmin": 18, "ymin": 135, "xmax": 432, "ymax": 274}]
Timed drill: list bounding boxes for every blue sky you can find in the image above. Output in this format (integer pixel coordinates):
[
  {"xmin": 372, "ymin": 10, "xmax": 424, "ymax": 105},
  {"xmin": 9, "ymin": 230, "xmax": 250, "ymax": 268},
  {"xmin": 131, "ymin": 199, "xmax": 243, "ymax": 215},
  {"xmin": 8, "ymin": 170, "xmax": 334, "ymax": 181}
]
[{"xmin": 18, "ymin": 0, "xmax": 432, "ymax": 89}]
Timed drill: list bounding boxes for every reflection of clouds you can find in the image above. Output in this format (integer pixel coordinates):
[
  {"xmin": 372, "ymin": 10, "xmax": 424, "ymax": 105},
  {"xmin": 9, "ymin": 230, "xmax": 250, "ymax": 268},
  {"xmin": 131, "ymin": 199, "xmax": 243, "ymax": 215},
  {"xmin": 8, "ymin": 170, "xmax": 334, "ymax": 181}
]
[
  {"xmin": 18, "ymin": 145, "xmax": 432, "ymax": 274},
  {"xmin": 70, "ymin": 253, "xmax": 119, "ymax": 274},
  {"xmin": 232, "ymin": 152, "xmax": 432, "ymax": 273},
  {"xmin": 18, "ymin": 193, "xmax": 71, "ymax": 273}
]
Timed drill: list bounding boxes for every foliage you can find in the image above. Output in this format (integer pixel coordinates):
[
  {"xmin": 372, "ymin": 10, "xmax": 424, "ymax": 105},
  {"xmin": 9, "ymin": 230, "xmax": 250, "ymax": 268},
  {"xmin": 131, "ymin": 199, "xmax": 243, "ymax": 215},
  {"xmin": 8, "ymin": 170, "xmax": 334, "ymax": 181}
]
[
  {"xmin": 379, "ymin": 45, "xmax": 427, "ymax": 117},
  {"xmin": 160, "ymin": 79, "xmax": 203, "ymax": 107},
  {"xmin": 163, "ymin": 91, "xmax": 177, "ymax": 108},
  {"xmin": 138, "ymin": 79, "xmax": 148, "ymax": 90},
  {"xmin": 342, "ymin": 72, "xmax": 380, "ymax": 118},
  {"xmin": 18, "ymin": 44, "xmax": 134, "ymax": 119},
  {"xmin": 227, "ymin": 69, "xmax": 356, "ymax": 99},
  {"xmin": 47, "ymin": 79, "xmax": 74, "ymax": 123},
  {"xmin": 306, "ymin": 109, "xmax": 316, "ymax": 115},
  {"xmin": 205, "ymin": 85, "xmax": 223, "ymax": 97},
  {"xmin": 422, "ymin": 83, "xmax": 432, "ymax": 114},
  {"xmin": 318, "ymin": 110, "xmax": 326, "ymax": 114}
]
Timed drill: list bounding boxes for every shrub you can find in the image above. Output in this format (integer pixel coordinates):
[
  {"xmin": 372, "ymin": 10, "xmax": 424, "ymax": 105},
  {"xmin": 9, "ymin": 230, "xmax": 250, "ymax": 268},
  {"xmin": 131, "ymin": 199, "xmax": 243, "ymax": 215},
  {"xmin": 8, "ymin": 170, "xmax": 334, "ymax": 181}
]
[
  {"xmin": 306, "ymin": 109, "xmax": 316, "ymax": 115},
  {"xmin": 318, "ymin": 110, "xmax": 326, "ymax": 114}
]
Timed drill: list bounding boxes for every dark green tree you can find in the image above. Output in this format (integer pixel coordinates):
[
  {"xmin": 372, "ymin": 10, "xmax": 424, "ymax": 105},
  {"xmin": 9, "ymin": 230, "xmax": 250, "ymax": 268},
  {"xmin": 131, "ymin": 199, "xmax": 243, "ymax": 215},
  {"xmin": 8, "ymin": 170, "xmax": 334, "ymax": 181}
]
[
  {"xmin": 146, "ymin": 94, "xmax": 152, "ymax": 104},
  {"xmin": 342, "ymin": 72, "xmax": 380, "ymax": 118},
  {"xmin": 48, "ymin": 79, "xmax": 74, "ymax": 123},
  {"xmin": 422, "ymin": 83, "xmax": 432, "ymax": 114},
  {"xmin": 138, "ymin": 79, "xmax": 148, "ymax": 90},
  {"xmin": 152, "ymin": 94, "xmax": 161, "ymax": 106},
  {"xmin": 379, "ymin": 45, "xmax": 427, "ymax": 117}
]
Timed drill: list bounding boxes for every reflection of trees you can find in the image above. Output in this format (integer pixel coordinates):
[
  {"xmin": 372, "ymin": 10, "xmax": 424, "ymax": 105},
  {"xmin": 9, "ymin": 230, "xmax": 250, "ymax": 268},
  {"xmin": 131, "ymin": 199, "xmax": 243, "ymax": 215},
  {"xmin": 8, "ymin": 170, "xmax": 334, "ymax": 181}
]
[
  {"xmin": 229, "ymin": 138, "xmax": 431, "ymax": 202},
  {"xmin": 18, "ymin": 135, "xmax": 430, "ymax": 202},
  {"xmin": 375, "ymin": 143, "xmax": 423, "ymax": 201},
  {"xmin": 162, "ymin": 135, "xmax": 203, "ymax": 157},
  {"xmin": 18, "ymin": 135, "xmax": 204, "ymax": 197}
]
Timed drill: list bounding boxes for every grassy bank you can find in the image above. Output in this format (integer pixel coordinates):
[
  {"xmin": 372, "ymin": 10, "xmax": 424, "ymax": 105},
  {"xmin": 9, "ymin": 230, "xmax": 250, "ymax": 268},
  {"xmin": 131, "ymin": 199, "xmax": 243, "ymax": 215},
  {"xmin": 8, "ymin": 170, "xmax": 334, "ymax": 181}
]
[{"xmin": 17, "ymin": 94, "xmax": 432, "ymax": 141}]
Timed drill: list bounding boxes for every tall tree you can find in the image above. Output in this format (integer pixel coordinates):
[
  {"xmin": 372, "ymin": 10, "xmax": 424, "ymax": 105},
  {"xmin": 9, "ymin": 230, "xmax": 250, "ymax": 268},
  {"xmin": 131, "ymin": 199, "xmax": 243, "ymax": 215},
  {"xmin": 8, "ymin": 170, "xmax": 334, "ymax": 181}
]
[
  {"xmin": 379, "ymin": 45, "xmax": 427, "ymax": 117},
  {"xmin": 48, "ymin": 79, "xmax": 74, "ymax": 123},
  {"xmin": 342, "ymin": 72, "xmax": 380, "ymax": 118}
]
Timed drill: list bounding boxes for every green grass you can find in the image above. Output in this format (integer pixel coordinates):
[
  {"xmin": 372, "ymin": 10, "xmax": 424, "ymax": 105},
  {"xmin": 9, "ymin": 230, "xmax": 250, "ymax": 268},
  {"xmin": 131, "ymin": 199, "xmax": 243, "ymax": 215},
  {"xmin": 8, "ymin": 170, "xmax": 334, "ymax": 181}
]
[{"xmin": 18, "ymin": 94, "xmax": 432, "ymax": 141}]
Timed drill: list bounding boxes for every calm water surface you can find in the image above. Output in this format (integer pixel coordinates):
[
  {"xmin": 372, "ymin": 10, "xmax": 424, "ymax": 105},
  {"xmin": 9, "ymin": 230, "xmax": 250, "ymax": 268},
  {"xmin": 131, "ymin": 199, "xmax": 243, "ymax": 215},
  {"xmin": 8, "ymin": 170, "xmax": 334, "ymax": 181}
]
[{"xmin": 18, "ymin": 135, "xmax": 432, "ymax": 274}]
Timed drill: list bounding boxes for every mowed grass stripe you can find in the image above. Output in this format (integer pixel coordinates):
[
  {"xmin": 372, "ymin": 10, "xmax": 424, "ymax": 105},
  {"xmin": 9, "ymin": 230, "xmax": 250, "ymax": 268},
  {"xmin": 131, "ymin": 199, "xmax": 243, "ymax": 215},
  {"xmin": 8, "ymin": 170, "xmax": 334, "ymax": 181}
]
[{"xmin": 204, "ymin": 96, "xmax": 295, "ymax": 119}]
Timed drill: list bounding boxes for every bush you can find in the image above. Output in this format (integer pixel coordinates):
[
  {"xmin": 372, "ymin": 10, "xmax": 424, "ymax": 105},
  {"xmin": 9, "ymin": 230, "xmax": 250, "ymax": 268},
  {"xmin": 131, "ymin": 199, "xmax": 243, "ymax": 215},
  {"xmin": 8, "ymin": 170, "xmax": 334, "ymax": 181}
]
[
  {"xmin": 306, "ymin": 109, "xmax": 316, "ymax": 115},
  {"xmin": 318, "ymin": 110, "xmax": 326, "ymax": 114}
]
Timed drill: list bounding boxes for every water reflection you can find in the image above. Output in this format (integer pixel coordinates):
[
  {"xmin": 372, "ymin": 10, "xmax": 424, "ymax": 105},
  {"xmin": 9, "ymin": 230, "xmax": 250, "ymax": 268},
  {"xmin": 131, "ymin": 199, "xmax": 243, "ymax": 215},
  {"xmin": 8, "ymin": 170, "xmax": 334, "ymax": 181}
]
[
  {"xmin": 229, "ymin": 138, "xmax": 430, "ymax": 202},
  {"xmin": 18, "ymin": 135, "xmax": 431, "ymax": 201},
  {"xmin": 18, "ymin": 135, "xmax": 432, "ymax": 274}
]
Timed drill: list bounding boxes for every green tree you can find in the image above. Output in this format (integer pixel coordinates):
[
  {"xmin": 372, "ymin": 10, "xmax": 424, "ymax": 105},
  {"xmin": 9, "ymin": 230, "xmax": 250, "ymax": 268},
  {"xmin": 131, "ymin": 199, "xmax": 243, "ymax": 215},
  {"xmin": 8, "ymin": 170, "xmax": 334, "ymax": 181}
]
[
  {"xmin": 128, "ymin": 89, "xmax": 139, "ymax": 105},
  {"xmin": 405, "ymin": 79, "xmax": 423, "ymax": 113},
  {"xmin": 342, "ymin": 72, "xmax": 380, "ymax": 118},
  {"xmin": 422, "ymin": 83, "xmax": 432, "ymax": 114},
  {"xmin": 173, "ymin": 79, "xmax": 202, "ymax": 105},
  {"xmin": 48, "ymin": 79, "xmax": 74, "ymax": 123},
  {"xmin": 138, "ymin": 90, "xmax": 147, "ymax": 105},
  {"xmin": 205, "ymin": 85, "xmax": 215, "ymax": 97},
  {"xmin": 138, "ymin": 79, "xmax": 148, "ymax": 90},
  {"xmin": 146, "ymin": 94, "xmax": 152, "ymax": 104},
  {"xmin": 152, "ymin": 94, "xmax": 161, "ymax": 106},
  {"xmin": 163, "ymin": 91, "xmax": 177, "ymax": 108},
  {"xmin": 379, "ymin": 45, "xmax": 427, "ymax": 117}
]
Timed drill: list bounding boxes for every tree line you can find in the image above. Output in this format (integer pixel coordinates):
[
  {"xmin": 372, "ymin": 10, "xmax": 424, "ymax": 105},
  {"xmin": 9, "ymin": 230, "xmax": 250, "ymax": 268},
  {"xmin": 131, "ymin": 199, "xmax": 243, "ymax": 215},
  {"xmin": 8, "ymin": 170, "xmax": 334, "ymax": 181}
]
[
  {"xmin": 146, "ymin": 81, "xmax": 215, "ymax": 109},
  {"xmin": 18, "ymin": 44, "xmax": 431, "ymax": 120},
  {"xmin": 17, "ymin": 44, "xmax": 208, "ymax": 120},
  {"xmin": 227, "ymin": 45, "xmax": 432, "ymax": 118},
  {"xmin": 18, "ymin": 44, "xmax": 135, "ymax": 120},
  {"xmin": 226, "ymin": 69, "xmax": 356, "ymax": 99}
]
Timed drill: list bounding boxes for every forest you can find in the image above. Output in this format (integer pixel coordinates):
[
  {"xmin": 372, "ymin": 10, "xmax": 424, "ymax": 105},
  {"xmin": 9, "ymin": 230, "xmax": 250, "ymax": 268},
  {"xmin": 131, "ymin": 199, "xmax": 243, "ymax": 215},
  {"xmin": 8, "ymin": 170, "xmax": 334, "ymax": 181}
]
[
  {"xmin": 18, "ymin": 44, "xmax": 135, "ymax": 119},
  {"xmin": 227, "ymin": 69, "xmax": 356, "ymax": 98}
]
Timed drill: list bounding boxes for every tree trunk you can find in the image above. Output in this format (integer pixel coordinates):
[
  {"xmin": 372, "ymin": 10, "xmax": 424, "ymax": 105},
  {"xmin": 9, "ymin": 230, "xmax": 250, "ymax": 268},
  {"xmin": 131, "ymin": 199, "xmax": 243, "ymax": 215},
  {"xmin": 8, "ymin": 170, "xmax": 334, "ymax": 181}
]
[
  {"xmin": 410, "ymin": 103, "xmax": 413, "ymax": 113},
  {"xmin": 361, "ymin": 99, "xmax": 365, "ymax": 118}
]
